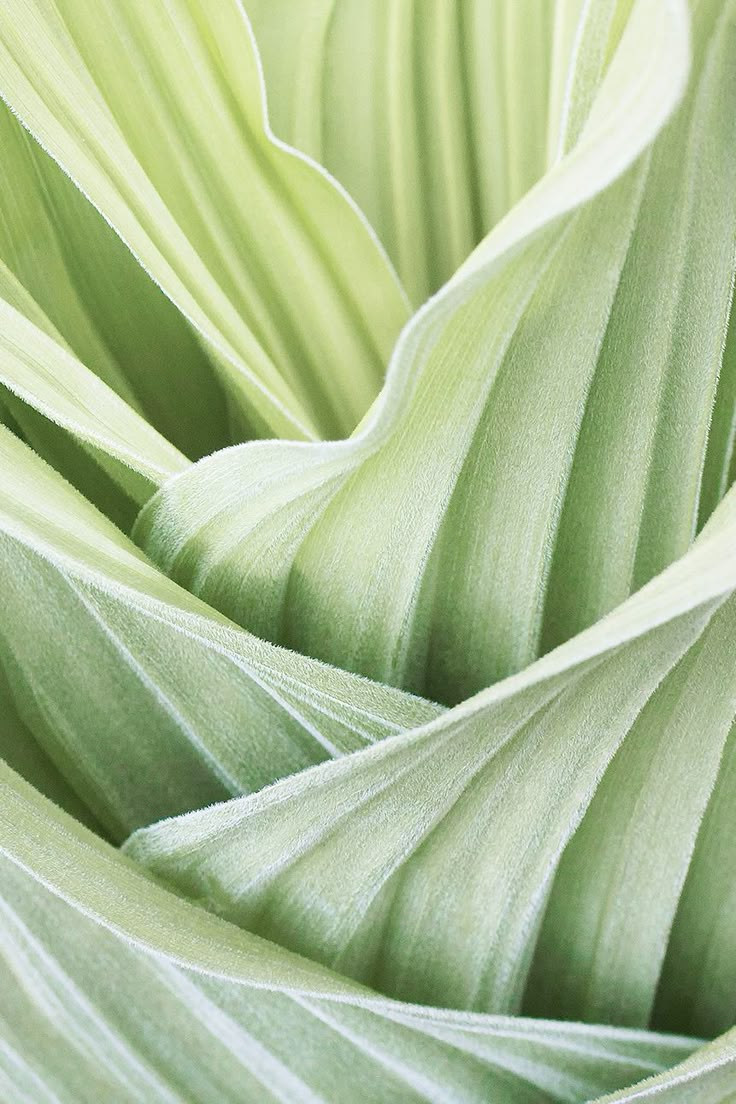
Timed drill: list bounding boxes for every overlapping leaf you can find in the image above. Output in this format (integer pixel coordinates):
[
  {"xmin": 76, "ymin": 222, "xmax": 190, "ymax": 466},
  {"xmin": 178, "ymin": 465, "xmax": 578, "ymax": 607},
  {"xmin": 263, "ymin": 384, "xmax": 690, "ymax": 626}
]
[
  {"xmin": 0, "ymin": 260, "xmax": 189, "ymax": 525},
  {"xmin": 0, "ymin": 427, "xmax": 441, "ymax": 837},
  {"xmin": 248, "ymin": 0, "xmax": 557, "ymax": 303},
  {"xmin": 0, "ymin": 0, "xmax": 408, "ymax": 441},
  {"xmin": 0, "ymin": 1, "xmax": 733, "ymax": 1101},
  {"xmin": 0, "ymin": 765, "xmax": 709, "ymax": 1104},
  {"xmin": 127, "ymin": 486, "xmax": 736, "ymax": 1018},
  {"xmin": 134, "ymin": 0, "xmax": 734, "ymax": 710},
  {"xmin": 653, "ymin": 717, "xmax": 736, "ymax": 1040},
  {"xmin": 0, "ymin": 100, "xmax": 228, "ymax": 463}
]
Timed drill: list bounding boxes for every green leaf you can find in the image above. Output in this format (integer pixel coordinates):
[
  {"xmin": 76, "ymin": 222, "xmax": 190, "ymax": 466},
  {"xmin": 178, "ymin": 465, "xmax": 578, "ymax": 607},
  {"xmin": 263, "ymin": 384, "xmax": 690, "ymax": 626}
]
[
  {"xmin": 699, "ymin": 292, "xmax": 736, "ymax": 526},
  {"xmin": 589, "ymin": 1032, "xmax": 736, "ymax": 1104},
  {"xmin": 0, "ymin": 3, "xmax": 733, "ymax": 1101},
  {"xmin": 136, "ymin": 0, "xmax": 715, "ymax": 708},
  {"xmin": 0, "ymin": 761, "xmax": 706, "ymax": 1104},
  {"xmin": 0, "ymin": 261, "xmax": 189, "ymax": 507},
  {"xmin": 524, "ymin": 602, "xmax": 736, "ymax": 1027},
  {"xmin": 0, "ymin": 99, "xmax": 228, "ymax": 462},
  {"xmin": 0, "ymin": 0, "xmax": 409, "ymax": 440},
  {"xmin": 652, "ymin": 717, "xmax": 736, "ymax": 1039},
  {"xmin": 248, "ymin": 0, "xmax": 558, "ymax": 304},
  {"xmin": 0, "ymin": 426, "xmax": 439, "ymax": 838},
  {"xmin": 0, "ymin": 662, "xmax": 102, "ymax": 835},
  {"xmin": 125, "ymin": 485, "xmax": 736, "ymax": 1016}
]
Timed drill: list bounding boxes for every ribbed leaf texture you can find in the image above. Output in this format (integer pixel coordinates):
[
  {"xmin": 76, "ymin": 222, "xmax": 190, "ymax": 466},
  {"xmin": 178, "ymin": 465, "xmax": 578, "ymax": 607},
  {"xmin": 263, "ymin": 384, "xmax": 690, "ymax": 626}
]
[{"xmin": 0, "ymin": 1, "xmax": 734, "ymax": 1101}]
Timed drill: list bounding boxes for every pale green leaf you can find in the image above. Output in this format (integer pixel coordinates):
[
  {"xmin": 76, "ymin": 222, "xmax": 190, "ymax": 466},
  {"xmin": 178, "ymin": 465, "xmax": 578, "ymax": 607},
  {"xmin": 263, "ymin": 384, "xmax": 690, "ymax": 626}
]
[
  {"xmin": 699, "ymin": 291, "xmax": 736, "ymax": 526},
  {"xmin": 136, "ymin": 0, "xmax": 713, "ymax": 708},
  {"xmin": 126, "ymin": 484, "xmax": 736, "ymax": 1016},
  {"xmin": 652, "ymin": 718, "xmax": 736, "ymax": 1039},
  {"xmin": 589, "ymin": 1031, "xmax": 736, "ymax": 1104},
  {"xmin": 525, "ymin": 603, "xmax": 736, "ymax": 1027},
  {"xmin": 248, "ymin": 0, "xmax": 557, "ymax": 304},
  {"xmin": 0, "ymin": 98, "xmax": 228, "ymax": 461},
  {"xmin": 0, "ymin": 262, "xmax": 189, "ymax": 506},
  {"xmin": 0, "ymin": 0, "xmax": 409, "ymax": 440},
  {"xmin": 0, "ymin": 4, "xmax": 732, "ymax": 1101},
  {"xmin": 0, "ymin": 762, "xmax": 706, "ymax": 1104},
  {"xmin": 0, "ymin": 662, "xmax": 102, "ymax": 834},
  {"xmin": 0, "ymin": 426, "xmax": 440, "ymax": 837}
]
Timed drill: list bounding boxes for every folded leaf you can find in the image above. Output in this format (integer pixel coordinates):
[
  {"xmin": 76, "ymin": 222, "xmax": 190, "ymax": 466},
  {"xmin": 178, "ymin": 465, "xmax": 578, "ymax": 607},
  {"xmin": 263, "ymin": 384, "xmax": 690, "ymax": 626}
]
[
  {"xmin": 0, "ymin": 0, "xmax": 409, "ymax": 439},
  {"xmin": 0, "ymin": 4, "xmax": 733, "ymax": 1102},
  {"xmin": 699, "ymin": 292, "xmax": 736, "ymax": 526},
  {"xmin": 0, "ymin": 427, "xmax": 440, "ymax": 837},
  {"xmin": 0, "ymin": 262, "xmax": 189, "ymax": 509},
  {"xmin": 653, "ymin": 718, "xmax": 736, "ymax": 1039},
  {"xmin": 0, "ymin": 662, "xmax": 102, "ymax": 834},
  {"xmin": 137, "ymin": 0, "xmax": 712, "ymax": 708},
  {"xmin": 525, "ymin": 602, "xmax": 736, "ymax": 1027},
  {"xmin": 0, "ymin": 763, "xmax": 706, "ymax": 1104},
  {"xmin": 126, "ymin": 485, "xmax": 736, "ymax": 1016},
  {"xmin": 0, "ymin": 99, "xmax": 228, "ymax": 461},
  {"xmin": 248, "ymin": 0, "xmax": 557, "ymax": 304},
  {"xmin": 589, "ymin": 1031, "xmax": 736, "ymax": 1104}
]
